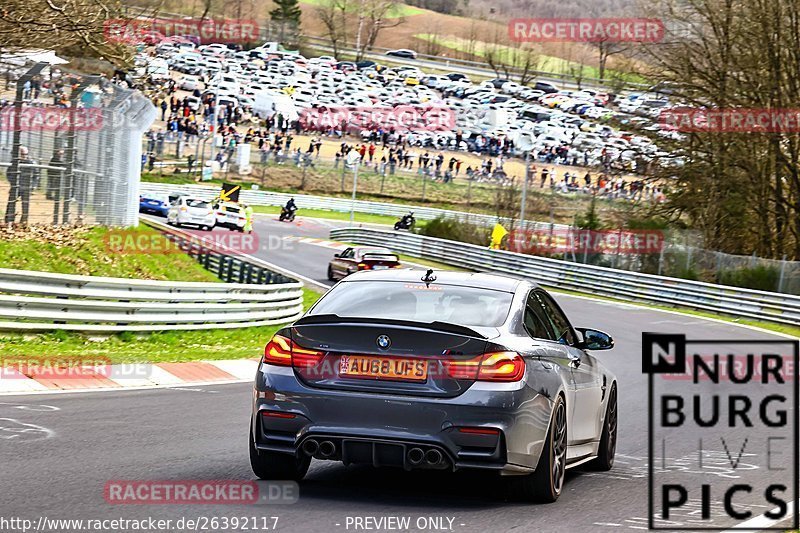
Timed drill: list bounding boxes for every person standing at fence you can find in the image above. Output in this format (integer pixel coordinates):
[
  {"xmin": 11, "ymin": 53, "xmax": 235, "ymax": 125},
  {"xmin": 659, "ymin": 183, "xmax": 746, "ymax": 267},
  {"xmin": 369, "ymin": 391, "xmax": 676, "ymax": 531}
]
[
  {"xmin": 46, "ymin": 149, "xmax": 65, "ymax": 201},
  {"xmin": 8, "ymin": 146, "xmax": 36, "ymax": 225}
]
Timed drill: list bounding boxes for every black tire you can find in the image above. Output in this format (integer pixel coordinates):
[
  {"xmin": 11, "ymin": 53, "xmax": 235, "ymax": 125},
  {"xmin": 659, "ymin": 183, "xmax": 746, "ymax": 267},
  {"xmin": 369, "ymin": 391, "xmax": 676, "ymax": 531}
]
[
  {"xmin": 249, "ymin": 418, "xmax": 310, "ymax": 481},
  {"xmin": 587, "ymin": 384, "xmax": 617, "ymax": 471},
  {"xmin": 517, "ymin": 395, "xmax": 567, "ymax": 503},
  {"xmin": 394, "ymin": 222, "xmax": 401, "ymax": 230},
  {"xmin": 327, "ymin": 265, "xmax": 335, "ymax": 281}
]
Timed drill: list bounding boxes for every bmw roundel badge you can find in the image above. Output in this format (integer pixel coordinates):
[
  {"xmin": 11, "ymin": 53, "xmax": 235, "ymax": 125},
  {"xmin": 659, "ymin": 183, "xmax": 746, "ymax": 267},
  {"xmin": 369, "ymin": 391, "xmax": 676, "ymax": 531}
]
[{"xmin": 376, "ymin": 335, "xmax": 391, "ymax": 350}]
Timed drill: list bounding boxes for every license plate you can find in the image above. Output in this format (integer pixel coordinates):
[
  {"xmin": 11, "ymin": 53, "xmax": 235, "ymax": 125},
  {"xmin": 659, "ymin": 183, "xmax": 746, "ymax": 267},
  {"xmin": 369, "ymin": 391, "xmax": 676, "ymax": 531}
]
[
  {"xmin": 339, "ymin": 355, "xmax": 427, "ymax": 382},
  {"xmin": 373, "ymin": 265, "xmax": 388, "ymax": 270}
]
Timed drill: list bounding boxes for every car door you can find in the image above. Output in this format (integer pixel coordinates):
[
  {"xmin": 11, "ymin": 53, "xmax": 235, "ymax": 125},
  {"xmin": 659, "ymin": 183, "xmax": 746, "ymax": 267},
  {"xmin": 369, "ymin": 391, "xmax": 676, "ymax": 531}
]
[
  {"xmin": 521, "ymin": 291, "xmax": 576, "ymax": 437},
  {"xmin": 332, "ymin": 247, "xmax": 354, "ymax": 278},
  {"xmin": 537, "ymin": 290, "xmax": 604, "ymax": 445}
]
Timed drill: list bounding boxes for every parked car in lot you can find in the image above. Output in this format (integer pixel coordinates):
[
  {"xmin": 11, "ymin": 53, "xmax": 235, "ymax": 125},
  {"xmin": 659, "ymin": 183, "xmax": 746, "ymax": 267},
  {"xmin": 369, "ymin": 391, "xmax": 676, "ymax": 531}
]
[
  {"xmin": 327, "ymin": 246, "xmax": 401, "ymax": 281},
  {"xmin": 167, "ymin": 196, "xmax": 215, "ymax": 230},
  {"xmin": 177, "ymin": 75, "xmax": 202, "ymax": 91},
  {"xmin": 250, "ymin": 270, "xmax": 617, "ymax": 503},
  {"xmin": 139, "ymin": 192, "xmax": 171, "ymax": 217}
]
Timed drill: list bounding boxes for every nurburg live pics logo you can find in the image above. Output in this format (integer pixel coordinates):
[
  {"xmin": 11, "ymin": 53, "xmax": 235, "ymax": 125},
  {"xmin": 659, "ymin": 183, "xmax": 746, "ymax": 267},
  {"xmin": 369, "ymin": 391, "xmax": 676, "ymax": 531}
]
[{"xmin": 642, "ymin": 333, "xmax": 799, "ymax": 530}]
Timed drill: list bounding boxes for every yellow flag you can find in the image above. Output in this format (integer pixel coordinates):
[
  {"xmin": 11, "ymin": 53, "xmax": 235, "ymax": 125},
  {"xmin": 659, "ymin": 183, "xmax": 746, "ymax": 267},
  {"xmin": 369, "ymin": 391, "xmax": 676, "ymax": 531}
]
[{"xmin": 490, "ymin": 223, "xmax": 508, "ymax": 249}]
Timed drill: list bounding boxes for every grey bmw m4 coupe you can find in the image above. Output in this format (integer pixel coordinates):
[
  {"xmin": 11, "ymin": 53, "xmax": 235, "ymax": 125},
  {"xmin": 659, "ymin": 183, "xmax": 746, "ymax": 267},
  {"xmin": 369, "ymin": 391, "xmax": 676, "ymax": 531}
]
[{"xmin": 250, "ymin": 269, "xmax": 617, "ymax": 502}]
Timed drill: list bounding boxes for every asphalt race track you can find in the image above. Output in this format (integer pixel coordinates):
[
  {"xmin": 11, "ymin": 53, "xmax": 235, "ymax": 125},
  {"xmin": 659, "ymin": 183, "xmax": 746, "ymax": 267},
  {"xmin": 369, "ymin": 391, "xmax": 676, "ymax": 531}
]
[{"xmin": 2, "ymin": 214, "xmax": 796, "ymax": 532}]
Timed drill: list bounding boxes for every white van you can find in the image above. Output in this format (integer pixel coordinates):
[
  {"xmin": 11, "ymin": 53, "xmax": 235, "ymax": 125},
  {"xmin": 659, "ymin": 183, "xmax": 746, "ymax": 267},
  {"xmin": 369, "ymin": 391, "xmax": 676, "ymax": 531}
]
[{"xmin": 251, "ymin": 90, "xmax": 300, "ymax": 121}]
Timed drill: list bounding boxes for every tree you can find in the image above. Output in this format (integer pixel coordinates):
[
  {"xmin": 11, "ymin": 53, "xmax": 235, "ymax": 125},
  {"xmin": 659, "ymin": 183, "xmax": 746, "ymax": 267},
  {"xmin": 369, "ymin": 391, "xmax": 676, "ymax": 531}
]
[
  {"xmin": 270, "ymin": 0, "xmax": 302, "ymax": 44},
  {"xmin": 355, "ymin": 0, "xmax": 405, "ymax": 61},
  {"xmin": 593, "ymin": 40, "xmax": 628, "ymax": 81},
  {"xmin": 0, "ymin": 0, "xmax": 132, "ymax": 65},
  {"xmin": 316, "ymin": 0, "xmax": 350, "ymax": 58},
  {"xmin": 644, "ymin": 0, "xmax": 800, "ymax": 260}
]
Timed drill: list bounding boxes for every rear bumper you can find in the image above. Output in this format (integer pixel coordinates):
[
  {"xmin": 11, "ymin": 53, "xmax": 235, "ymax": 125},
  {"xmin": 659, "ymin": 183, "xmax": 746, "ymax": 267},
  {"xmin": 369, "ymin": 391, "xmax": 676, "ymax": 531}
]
[{"xmin": 251, "ymin": 364, "xmax": 554, "ymax": 473}]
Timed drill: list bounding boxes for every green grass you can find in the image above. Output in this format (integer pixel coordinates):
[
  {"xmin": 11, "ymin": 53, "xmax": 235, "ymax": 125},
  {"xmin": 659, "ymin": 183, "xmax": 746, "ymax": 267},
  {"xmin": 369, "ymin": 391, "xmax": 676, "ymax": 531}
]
[
  {"xmin": 0, "ymin": 289, "xmax": 322, "ymax": 363},
  {"xmin": 414, "ymin": 33, "xmax": 648, "ymax": 84},
  {"xmin": 0, "ymin": 225, "xmax": 219, "ymax": 282},
  {"xmin": 0, "ymin": 226, "xmax": 325, "ymax": 364},
  {"xmin": 252, "ymin": 205, "xmax": 413, "ymax": 226}
]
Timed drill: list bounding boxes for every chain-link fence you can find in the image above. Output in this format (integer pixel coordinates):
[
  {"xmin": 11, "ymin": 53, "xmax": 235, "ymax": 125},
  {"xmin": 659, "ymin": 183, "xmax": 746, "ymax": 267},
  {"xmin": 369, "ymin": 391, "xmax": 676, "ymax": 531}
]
[
  {"xmin": 560, "ymin": 230, "xmax": 800, "ymax": 295},
  {"xmin": 0, "ymin": 60, "xmax": 156, "ymax": 226}
]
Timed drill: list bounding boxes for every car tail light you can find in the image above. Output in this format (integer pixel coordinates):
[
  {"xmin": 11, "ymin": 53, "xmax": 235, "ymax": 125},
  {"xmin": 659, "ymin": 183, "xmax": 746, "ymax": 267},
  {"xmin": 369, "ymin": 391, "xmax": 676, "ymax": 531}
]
[
  {"xmin": 458, "ymin": 427, "xmax": 500, "ymax": 435},
  {"xmin": 477, "ymin": 351, "xmax": 525, "ymax": 382},
  {"xmin": 261, "ymin": 410, "xmax": 296, "ymax": 419},
  {"xmin": 443, "ymin": 351, "xmax": 524, "ymax": 382},
  {"xmin": 263, "ymin": 334, "xmax": 324, "ymax": 368}
]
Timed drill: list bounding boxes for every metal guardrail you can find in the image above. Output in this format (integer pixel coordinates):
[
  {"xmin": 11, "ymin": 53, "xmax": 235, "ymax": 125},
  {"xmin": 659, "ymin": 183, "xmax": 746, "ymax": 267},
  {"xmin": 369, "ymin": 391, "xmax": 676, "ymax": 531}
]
[
  {"xmin": 329, "ymin": 228, "xmax": 800, "ymax": 327},
  {"xmin": 0, "ymin": 225, "xmax": 305, "ymax": 331},
  {"xmin": 141, "ymin": 182, "xmax": 569, "ymax": 231}
]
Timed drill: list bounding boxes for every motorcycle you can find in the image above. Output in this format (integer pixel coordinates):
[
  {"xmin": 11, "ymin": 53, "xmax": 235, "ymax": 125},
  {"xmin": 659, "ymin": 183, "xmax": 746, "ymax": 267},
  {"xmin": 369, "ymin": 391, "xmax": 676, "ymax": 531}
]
[
  {"xmin": 279, "ymin": 206, "xmax": 297, "ymax": 222},
  {"xmin": 394, "ymin": 212, "xmax": 415, "ymax": 231}
]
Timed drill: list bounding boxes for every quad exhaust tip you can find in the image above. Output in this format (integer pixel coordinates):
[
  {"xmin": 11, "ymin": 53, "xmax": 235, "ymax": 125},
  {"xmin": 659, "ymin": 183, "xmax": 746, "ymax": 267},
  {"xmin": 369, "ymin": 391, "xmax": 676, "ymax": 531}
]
[
  {"xmin": 408, "ymin": 447, "xmax": 425, "ymax": 465},
  {"xmin": 318, "ymin": 440, "xmax": 336, "ymax": 458},
  {"xmin": 425, "ymin": 449, "xmax": 443, "ymax": 465},
  {"xmin": 301, "ymin": 439, "xmax": 319, "ymax": 456}
]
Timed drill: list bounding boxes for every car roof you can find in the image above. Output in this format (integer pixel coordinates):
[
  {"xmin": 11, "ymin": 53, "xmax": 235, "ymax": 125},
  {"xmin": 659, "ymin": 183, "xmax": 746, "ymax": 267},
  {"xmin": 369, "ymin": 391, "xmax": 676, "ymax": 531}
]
[{"xmin": 342, "ymin": 269, "xmax": 527, "ymax": 292}]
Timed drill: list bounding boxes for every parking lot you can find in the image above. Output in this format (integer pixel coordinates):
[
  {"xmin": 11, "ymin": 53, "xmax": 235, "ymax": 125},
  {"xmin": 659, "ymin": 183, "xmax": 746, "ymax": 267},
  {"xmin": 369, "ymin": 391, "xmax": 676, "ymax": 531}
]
[{"xmin": 131, "ymin": 38, "xmax": 678, "ymax": 202}]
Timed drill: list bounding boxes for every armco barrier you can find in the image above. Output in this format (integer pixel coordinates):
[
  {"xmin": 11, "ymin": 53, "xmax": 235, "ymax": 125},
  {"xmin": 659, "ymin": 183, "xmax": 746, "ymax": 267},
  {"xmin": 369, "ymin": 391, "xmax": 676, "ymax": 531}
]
[
  {"xmin": 0, "ymin": 221, "xmax": 305, "ymax": 332},
  {"xmin": 0, "ymin": 269, "xmax": 303, "ymax": 332},
  {"xmin": 329, "ymin": 227, "xmax": 800, "ymax": 327},
  {"xmin": 141, "ymin": 182, "xmax": 568, "ymax": 232}
]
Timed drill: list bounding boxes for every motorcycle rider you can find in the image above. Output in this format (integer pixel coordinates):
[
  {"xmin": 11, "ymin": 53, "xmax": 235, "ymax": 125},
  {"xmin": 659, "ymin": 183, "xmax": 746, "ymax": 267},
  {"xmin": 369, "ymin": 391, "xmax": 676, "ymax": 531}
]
[
  {"xmin": 396, "ymin": 211, "xmax": 415, "ymax": 230},
  {"xmin": 281, "ymin": 198, "xmax": 297, "ymax": 221}
]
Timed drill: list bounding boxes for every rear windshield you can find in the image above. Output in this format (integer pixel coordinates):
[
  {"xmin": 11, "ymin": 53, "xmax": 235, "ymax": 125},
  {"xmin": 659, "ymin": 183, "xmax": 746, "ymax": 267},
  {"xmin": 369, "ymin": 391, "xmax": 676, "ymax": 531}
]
[
  {"xmin": 310, "ymin": 281, "xmax": 513, "ymax": 327},
  {"xmin": 186, "ymin": 199, "xmax": 209, "ymax": 208}
]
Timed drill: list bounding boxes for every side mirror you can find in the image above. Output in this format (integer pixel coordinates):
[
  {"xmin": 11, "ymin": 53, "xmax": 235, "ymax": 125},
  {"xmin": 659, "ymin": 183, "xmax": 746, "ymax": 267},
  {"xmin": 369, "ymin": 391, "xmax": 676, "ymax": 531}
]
[
  {"xmin": 333, "ymin": 253, "xmax": 341, "ymax": 258},
  {"xmin": 575, "ymin": 328, "xmax": 614, "ymax": 351}
]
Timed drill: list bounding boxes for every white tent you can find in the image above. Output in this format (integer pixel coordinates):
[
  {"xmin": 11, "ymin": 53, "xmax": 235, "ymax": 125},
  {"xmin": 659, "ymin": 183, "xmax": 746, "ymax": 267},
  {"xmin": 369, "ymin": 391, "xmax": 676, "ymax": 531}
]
[{"xmin": 0, "ymin": 49, "xmax": 68, "ymax": 67}]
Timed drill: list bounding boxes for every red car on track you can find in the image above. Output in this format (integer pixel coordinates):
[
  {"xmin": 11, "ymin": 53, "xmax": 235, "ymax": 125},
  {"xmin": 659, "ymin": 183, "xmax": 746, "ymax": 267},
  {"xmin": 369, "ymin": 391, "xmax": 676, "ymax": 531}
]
[{"xmin": 327, "ymin": 247, "xmax": 402, "ymax": 281}]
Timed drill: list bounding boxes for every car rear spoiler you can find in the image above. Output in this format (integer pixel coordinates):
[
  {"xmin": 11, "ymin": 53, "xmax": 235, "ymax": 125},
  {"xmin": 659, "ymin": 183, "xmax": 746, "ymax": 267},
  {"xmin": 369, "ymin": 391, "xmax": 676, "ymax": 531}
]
[
  {"xmin": 294, "ymin": 314, "xmax": 487, "ymax": 339},
  {"xmin": 361, "ymin": 253, "xmax": 399, "ymax": 262}
]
